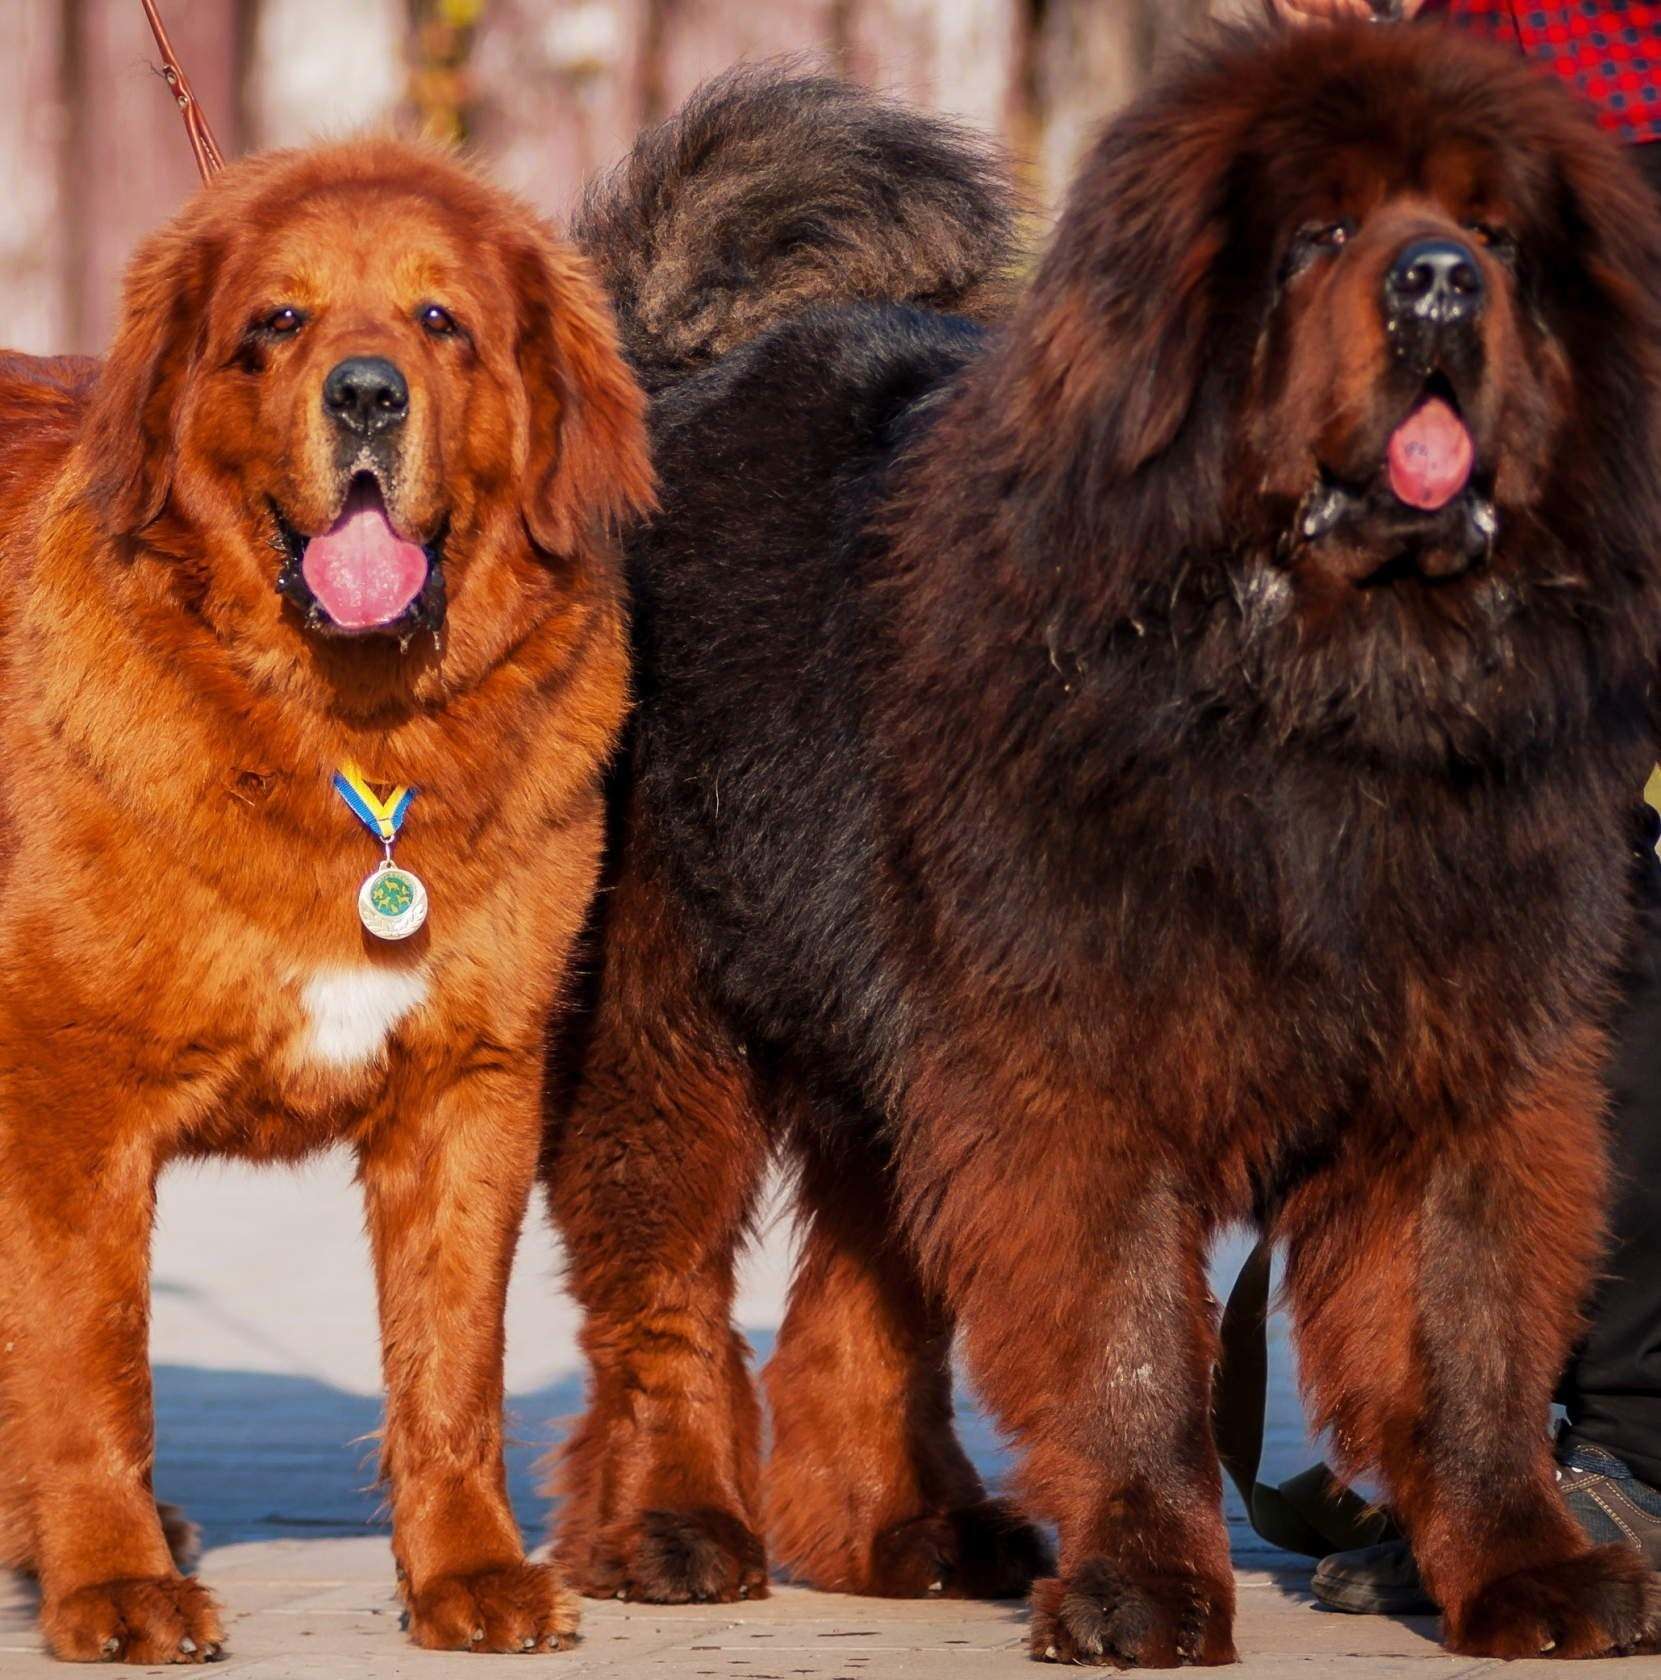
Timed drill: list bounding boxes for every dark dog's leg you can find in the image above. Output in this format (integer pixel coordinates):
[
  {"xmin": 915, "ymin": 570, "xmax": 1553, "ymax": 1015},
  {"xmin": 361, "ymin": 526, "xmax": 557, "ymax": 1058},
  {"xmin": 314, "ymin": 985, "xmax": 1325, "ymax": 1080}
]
[
  {"xmin": 545, "ymin": 865, "xmax": 771, "ymax": 1604},
  {"xmin": 764, "ymin": 1128, "xmax": 1052, "ymax": 1597},
  {"xmin": 899, "ymin": 1101, "xmax": 1236, "ymax": 1667},
  {"xmin": 1284, "ymin": 1034, "xmax": 1660, "ymax": 1659},
  {"xmin": 0, "ymin": 1129, "xmax": 224, "ymax": 1664},
  {"xmin": 360, "ymin": 1059, "xmax": 579, "ymax": 1653}
]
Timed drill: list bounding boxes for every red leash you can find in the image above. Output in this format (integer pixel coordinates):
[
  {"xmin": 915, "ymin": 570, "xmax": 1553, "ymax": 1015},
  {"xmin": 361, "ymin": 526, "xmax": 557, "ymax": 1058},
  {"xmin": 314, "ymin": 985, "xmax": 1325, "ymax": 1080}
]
[{"xmin": 138, "ymin": 0, "xmax": 225, "ymax": 183}]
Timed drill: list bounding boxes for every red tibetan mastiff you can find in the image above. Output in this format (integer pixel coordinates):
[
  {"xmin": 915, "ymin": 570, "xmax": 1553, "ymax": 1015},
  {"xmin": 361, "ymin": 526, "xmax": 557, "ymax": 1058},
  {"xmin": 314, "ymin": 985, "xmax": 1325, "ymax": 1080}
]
[
  {"xmin": 0, "ymin": 141, "xmax": 651, "ymax": 1661},
  {"xmin": 544, "ymin": 28, "xmax": 1661, "ymax": 1668}
]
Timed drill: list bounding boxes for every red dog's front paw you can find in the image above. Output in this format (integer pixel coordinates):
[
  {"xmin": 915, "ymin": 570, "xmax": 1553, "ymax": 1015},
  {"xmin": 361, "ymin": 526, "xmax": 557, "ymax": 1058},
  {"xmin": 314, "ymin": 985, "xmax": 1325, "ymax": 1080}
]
[{"xmin": 44, "ymin": 1574, "xmax": 224, "ymax": 1665}]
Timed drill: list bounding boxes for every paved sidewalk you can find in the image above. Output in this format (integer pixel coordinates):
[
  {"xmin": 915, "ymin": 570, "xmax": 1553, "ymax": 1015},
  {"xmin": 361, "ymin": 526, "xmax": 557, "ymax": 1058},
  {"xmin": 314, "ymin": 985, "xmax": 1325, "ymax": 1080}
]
[
  {"xmin": 3, "ymin": 1155, "xmax": 1657, "ymax": 1676},
  {"xmin": 0, "ymin": 1538, "xmax": 1631, "ymax": 1678}
]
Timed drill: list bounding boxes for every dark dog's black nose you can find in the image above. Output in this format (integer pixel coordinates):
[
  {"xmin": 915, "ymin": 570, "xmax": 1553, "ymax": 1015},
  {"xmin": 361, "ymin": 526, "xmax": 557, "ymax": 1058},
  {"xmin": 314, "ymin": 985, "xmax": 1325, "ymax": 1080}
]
[
  {"xmin": 323, "ymin": 357, "xmax": 409, "ymax": 438},
  {"xmin": 1384, "ymin": 237, "xmax": 1485, "ymax": 326}
]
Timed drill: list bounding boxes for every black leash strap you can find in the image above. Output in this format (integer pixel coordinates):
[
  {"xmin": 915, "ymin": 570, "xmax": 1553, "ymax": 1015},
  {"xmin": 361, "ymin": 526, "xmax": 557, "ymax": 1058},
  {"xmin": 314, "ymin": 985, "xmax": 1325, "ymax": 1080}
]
[{"xmin": 1213, "ymin": 1238, "xmax": 1401, "ymax": 1558}]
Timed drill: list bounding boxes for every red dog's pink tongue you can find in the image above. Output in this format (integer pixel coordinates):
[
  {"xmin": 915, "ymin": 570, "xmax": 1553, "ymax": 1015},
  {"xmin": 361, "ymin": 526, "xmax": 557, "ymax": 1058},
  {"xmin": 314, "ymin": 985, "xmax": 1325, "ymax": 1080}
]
[
  {"xmin": 300, "ymin": 480, "xmax": 428, "ymax": 630},
  {"xmin": 1386, "ymin": 397, "xmax": 1473, "ymax": 512}
]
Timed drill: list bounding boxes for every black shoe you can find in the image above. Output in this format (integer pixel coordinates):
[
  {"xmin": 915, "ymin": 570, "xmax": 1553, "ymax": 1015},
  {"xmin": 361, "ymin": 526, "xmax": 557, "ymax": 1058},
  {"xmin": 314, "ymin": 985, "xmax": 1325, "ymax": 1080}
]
[
  {"xmin": 1309, "ymin": 1539, "xmax": 1435, "ymax": 1616},
  {"xmin": 1310, "ymin": 1436, "xmax": 1661, "ymax": 1617}
]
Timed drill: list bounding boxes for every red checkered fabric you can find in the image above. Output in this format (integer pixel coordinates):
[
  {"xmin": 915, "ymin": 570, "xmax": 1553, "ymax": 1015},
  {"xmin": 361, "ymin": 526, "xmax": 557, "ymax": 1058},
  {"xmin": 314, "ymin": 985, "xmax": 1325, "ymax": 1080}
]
[{"xmin": 1420, "ymin": 0, "xmax": 1661, "ymax": 142}]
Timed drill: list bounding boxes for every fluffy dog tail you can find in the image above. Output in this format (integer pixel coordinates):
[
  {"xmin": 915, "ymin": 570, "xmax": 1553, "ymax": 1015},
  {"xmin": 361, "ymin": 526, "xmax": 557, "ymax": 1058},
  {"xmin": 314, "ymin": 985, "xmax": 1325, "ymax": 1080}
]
[{"xmin": 573, "ymin": 68, "xmax": 1020, "ymax": 389}]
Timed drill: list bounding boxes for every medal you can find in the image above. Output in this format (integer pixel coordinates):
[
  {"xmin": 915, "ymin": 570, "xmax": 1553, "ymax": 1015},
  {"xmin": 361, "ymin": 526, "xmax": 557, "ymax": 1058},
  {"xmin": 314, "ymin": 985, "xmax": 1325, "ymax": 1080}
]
[
  {"xmin": 333, "ymin": 764, "xmax": 428, "ymax": 941},
  {"xmin": 357, "ymin": 853, "xmax": 428, "ymax": 940}
]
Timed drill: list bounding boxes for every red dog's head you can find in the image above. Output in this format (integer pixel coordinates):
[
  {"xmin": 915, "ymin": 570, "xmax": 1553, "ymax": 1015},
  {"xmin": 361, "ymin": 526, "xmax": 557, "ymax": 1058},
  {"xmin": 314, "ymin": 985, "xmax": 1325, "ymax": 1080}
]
[{"xmin": 79, "ymin": 139, "xmax": 653, "ymax": 708}]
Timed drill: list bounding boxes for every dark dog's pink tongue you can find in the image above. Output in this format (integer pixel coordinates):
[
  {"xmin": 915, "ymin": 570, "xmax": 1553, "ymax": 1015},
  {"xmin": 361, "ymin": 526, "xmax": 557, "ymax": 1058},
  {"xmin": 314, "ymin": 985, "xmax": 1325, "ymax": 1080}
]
[
  {"xmin": 300, "ymin": 479, "xmax": 428, "ymax": 630},
  {"xmin": 1386, "ymin": 397, "xmax": 1473, "ymax": 512}
]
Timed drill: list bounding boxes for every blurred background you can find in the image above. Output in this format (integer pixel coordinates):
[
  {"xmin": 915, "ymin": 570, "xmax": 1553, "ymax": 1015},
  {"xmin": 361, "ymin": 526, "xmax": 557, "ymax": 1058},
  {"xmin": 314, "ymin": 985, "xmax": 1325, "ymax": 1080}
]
[{"xmin": 1, "ymin": 0, "xmax": 1259, "ymax": 357}]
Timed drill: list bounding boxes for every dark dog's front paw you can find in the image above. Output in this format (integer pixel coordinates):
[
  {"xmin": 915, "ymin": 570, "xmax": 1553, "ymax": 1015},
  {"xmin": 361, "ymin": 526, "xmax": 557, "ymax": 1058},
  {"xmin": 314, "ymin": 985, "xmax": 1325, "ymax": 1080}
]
[
  {"xmin": 870, "ymin": 1498, "xmax": 1053, "ymax": 1599},
  {"xmin": 44, "ymin": 1574, "xmax": 224, "ymax": 1664},
  {"xmin": 572, "ymin": 1507, "xmax": 768, "ymax": 1604},
  {"xmin": 1029, "ymin": 1559, "xmax": 1236, "ymax": 1667},
  {"xmin": 405, "ymin": 1561, "xmax": 579, "ymax": 1653},
  {"xmin": 1444, "ymin": 1545, "xmax": 1661, "ymax": 1659}
]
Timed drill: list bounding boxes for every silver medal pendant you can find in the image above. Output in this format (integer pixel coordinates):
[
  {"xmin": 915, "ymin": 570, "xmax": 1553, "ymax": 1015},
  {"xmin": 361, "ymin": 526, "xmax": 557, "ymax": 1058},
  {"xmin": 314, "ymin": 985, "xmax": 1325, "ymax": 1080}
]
[{"xmin": 358, "ymin": 855, "xmax": 428, "ymax": 941}]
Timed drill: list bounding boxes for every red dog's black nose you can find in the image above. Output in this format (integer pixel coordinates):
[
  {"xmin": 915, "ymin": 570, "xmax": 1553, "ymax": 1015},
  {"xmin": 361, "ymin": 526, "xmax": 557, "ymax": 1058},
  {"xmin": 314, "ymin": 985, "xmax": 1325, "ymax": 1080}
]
[
  {"xmin": 323, "ymin": 356, "xmax": 409, "ymax": 437},
  {"xmin": 1384, "ymin": 237, "xmax": 1484, "ymax": 327}
]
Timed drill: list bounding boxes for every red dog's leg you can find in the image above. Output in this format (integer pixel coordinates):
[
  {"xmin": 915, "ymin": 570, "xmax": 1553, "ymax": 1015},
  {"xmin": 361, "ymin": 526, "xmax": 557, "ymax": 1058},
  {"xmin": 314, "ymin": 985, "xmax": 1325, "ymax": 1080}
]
[
  {"xmin": 0, "ymin": 1121, "xmax": 224, "ymax": 1664},
  {"xmin": 360, "ymin": 1059, "xmax": 579, "ymax": 1654},
  {"xmin": 545, "ymin": 865, "xmax": 771, "ymax": 1604},
  {"xmin": 900, "ymin": 1096, "xmax": 1236, "ymax": 1668},
  {"xmin": 764, "ymin": 1130, "xmax": 1052, "ymax": 1598},
  {"xmin": 1284, "ymin": 1034, "xmax": 1661, "ymax": 1660}
]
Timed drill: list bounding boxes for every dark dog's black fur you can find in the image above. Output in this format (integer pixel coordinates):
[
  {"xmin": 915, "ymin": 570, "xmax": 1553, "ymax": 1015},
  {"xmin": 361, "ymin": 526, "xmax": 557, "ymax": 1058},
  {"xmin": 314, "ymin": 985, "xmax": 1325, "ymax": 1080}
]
[{"xmin": 549, "ymin": 29, "xmax": 1661, "ymax": 1664}]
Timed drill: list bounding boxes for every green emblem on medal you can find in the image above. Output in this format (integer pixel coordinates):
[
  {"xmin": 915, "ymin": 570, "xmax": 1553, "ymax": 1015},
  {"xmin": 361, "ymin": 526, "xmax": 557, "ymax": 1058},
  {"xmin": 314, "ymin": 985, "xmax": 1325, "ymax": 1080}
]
[
  {"xmin": 370, "ymin": 872, "xmax": 414, "ymax": 917},
  {"xmin": 358, "ymin": 860, "xmax": 428, "ymax": 941}
]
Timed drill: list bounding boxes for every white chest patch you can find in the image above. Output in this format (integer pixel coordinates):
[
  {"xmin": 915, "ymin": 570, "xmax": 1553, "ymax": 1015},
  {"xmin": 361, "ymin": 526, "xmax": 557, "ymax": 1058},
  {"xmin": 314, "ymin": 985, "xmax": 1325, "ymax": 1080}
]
[{"xmin": 299, "ymin": 966, "xmax": 428, "ymax": 1068}]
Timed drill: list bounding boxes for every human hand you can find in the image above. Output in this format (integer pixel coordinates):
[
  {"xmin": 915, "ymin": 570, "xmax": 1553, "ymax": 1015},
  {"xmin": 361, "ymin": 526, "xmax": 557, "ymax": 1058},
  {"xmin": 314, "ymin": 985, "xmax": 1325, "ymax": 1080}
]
[{"xmin": 1269, "ymin": 0, "xmax": 1427, "ymax": 21}]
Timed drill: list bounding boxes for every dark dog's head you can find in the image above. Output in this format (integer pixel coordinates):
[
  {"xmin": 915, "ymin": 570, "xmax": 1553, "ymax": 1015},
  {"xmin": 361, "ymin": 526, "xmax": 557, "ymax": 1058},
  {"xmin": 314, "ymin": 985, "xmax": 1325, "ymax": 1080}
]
[
  {"xmin": 79, "ymin": 139, "xmax": 652, "ymax": 704},
  {"xmin": 1240, "ymin": 32, "xmax": 1587, "ymax": 596},
  {"xmin": 996, "ymin": 22, "xmax": 1661, "ymax": 767}
]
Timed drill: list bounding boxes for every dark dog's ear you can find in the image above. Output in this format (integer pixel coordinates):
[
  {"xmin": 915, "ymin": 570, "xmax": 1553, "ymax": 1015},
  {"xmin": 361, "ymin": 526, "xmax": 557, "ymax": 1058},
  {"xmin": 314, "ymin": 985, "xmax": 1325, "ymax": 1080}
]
[
  {"xmin": 1535, "ymin": 117, "xmax": 1661, "ymax": 578},
  {"xmin": 511, "ymin": 232, "xmax": 655, "ymax": 558},
  {"xmin": 1003, "ymin": 91, "xmax": 1231, "ymax": 481},
  {"xmin": 82, "ymin": 225, "xmax": 217, "ymax": 535}
]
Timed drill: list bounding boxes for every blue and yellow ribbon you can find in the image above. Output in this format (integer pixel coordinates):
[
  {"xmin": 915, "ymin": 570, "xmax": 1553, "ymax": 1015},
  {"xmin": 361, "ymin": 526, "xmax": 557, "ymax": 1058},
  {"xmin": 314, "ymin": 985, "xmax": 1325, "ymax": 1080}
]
[{"xmin": 333, "ymin": 763, "xmax": 414, "ymax": 843}]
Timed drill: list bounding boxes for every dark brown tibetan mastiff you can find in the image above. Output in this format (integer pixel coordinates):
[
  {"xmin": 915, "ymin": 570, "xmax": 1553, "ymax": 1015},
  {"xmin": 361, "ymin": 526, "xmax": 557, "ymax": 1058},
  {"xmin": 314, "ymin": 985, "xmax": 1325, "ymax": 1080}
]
[{"xmin": 545, "ymin": 27, "xmax": 1661, "ymax": 1665}]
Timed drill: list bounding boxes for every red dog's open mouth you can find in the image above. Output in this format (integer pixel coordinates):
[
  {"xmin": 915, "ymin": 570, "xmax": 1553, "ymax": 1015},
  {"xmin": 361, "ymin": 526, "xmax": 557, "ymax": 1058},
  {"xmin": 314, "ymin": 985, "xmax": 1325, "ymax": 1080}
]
[
  {"xmin": 273, "ymin": 473, "xmax": 447, "ymax": 642},
  {"xmin": 301, "ymin": 476, "xmax": 429, "ymax": 630}
]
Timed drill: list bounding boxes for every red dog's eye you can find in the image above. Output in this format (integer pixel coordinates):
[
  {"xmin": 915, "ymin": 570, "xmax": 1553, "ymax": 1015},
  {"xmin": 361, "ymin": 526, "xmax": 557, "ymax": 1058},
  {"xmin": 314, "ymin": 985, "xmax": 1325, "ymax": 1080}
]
[
  {"xmin": 1313, "ymin": 221, "xmax": 1354, "ymax": 249},
  {"xmin": 419, "ymin": 304, "xmax": 459, "ymax": 337},
  {"xmin": 264, "ymin": 306, "xmax": 304, "ymax": 335}
]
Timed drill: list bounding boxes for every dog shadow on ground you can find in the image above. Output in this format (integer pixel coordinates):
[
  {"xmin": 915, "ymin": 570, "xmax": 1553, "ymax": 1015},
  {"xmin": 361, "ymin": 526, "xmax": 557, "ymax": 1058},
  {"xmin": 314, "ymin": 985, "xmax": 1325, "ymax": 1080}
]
[{"xmin": 148, "ymin": 1323, "xmax": 1314, "ymax": 1578}]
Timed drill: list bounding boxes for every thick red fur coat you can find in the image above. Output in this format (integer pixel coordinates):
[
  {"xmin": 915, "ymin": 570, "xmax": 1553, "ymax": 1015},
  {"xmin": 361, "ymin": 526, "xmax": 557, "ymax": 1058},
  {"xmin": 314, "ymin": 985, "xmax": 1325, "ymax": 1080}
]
[
  {"xmin": 543, "ymin": 31, "xmax": 1661, "ymax": 1667},
  {"xmin": 0, "ymin": 139, "xmax": 652, "ymax": 1662}
]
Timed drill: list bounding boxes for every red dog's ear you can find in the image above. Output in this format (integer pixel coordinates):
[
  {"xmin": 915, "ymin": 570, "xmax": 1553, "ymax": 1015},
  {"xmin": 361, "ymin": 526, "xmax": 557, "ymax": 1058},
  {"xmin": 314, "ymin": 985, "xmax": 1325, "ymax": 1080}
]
[
  {"xmin": 512, "ymin": 232, "xmax": 655, "ymax": 557},
  {"xmin": 82, "ymin": 224, "xmax": 216, "ymax": 536}
]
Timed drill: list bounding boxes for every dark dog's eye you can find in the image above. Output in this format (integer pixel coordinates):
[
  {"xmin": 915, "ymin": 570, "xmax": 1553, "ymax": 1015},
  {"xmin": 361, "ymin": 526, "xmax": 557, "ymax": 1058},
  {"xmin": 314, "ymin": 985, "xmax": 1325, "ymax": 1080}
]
[
  {"xmin": 1280, "ymin": 219, "xmax": 1357, "ymax": 284},
  {"xmin": 419, "ymin": 304, "xmax": 459, "ymax": 337},
  {"xmin": 1467, "ymin": 223, "xmax": 1518, "ymax": 265},
  {"xmin": 262, "ymin": 306, "xmax": 305, "ymax": 336}
]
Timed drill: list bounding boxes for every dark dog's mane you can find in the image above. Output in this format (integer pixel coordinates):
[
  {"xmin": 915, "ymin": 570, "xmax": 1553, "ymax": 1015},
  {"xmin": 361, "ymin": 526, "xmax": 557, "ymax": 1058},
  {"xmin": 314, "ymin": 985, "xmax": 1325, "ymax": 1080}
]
[{"xmin": 879, "ymin": 23, "xmax": 1661, "ymax": 784}]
